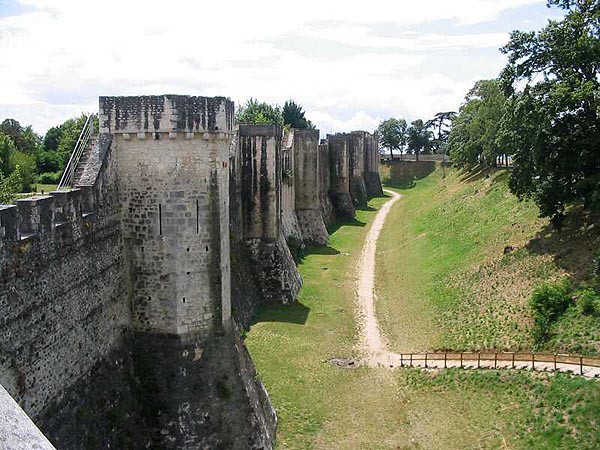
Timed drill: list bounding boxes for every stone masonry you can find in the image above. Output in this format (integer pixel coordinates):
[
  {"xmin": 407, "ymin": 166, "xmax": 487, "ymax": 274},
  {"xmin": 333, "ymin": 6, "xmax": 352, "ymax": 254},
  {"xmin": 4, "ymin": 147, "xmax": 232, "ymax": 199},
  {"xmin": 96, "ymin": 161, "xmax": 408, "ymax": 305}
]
[{"xmin": 0, "ymin": 94, "xmax": 382, "ymax": 449}]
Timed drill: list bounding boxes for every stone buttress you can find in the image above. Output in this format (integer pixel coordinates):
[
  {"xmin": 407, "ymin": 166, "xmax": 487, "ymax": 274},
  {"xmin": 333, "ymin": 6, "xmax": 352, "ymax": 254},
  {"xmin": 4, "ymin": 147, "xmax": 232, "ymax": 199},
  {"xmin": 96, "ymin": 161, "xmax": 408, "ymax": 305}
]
[
  {"xmin": 236, "ymin": 125, "xmax": 302, "ymax": 304},
  {"xmin": 293, "ymin": 129, "xmax": 329, "ymax": 245}
]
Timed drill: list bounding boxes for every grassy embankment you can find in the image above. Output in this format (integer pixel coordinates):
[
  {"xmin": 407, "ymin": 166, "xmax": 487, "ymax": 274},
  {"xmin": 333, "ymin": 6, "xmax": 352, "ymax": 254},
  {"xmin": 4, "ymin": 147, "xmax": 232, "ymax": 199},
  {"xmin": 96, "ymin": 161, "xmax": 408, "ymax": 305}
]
[
  {"xmin": 377, "ymin": 162, "xmax": 600, "ymax": 355},
  {"xmin": 245, "ymin": 164, "xmax": 600, "ymax": 449}
]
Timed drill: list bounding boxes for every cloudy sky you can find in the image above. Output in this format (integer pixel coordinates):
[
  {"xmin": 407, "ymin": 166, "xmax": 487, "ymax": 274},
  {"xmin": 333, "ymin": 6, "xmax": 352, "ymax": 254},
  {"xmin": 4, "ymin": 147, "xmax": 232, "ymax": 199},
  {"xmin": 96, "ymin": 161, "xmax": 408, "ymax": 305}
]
[{"xmin": 0, "ymin": 0, "xmax": 562, "ymax": 135}]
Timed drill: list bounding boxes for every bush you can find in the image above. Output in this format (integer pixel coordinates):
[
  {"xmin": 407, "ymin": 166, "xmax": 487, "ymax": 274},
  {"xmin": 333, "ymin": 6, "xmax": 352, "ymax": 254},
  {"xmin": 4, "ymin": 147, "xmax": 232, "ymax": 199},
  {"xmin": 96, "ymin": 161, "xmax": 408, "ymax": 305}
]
[
  {"xmin": 530, "ymin": 279, "xmax": 572, "ymax": 344},
  {"xmin": 9, "ymin": 151, "xmax": 36, "ymax": 191},
  {"xmin": 577, "ymin": 289, "xmax": 600, "ymax": 317},
  {"xmin": 37, "ymin": 171, "xmax": 61, "ymax": 184}
]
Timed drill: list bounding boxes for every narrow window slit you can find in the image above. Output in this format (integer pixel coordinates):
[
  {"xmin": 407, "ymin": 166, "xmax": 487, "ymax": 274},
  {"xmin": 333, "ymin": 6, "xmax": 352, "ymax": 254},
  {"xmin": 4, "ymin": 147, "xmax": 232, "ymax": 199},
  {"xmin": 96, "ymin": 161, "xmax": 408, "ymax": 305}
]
[
  {"xmin": 196, "ymin": 199, "xmax": 199, "ymax": 234},
  {"xmin": 158, "ymin": 204, "xmax": 162, "ymax": 235}
]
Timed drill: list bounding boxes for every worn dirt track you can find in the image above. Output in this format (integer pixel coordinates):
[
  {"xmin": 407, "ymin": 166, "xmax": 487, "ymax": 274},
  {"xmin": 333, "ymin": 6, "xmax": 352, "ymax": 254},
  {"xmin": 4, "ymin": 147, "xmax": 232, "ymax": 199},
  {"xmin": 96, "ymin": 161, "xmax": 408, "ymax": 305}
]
[{"xmin": 354, "ymin": 189, "xmax": 600, "ymax": 379}]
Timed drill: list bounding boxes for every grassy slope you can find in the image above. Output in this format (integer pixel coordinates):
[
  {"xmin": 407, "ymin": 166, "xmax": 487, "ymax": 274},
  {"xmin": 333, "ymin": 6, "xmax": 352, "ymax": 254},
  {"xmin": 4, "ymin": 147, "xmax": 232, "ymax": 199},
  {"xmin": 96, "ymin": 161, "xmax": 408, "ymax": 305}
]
[
  {"xmin": 245, "ymin": 191, "xmax": 600, "ymax": 449},
  {"xmin": 377, "ymin": 163, "xmax": 600, "ymax": 355}
]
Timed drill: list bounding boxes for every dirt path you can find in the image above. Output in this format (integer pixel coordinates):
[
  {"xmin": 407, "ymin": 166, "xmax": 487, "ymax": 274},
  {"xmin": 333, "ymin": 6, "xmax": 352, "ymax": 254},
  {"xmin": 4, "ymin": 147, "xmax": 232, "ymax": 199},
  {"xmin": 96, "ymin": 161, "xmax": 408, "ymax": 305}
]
[
  {"xmin": 355, "ymin": 189, "xmax": 600, "ymax": 379},
  {"xmin": 356, "ymin": 189, "xmax": 402, "ymax": 366}
]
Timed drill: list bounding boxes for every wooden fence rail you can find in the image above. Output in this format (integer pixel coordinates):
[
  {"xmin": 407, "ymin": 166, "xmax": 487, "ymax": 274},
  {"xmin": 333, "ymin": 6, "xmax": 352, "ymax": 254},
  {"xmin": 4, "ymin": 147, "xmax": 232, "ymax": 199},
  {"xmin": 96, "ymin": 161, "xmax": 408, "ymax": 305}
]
[{"xmin": 394, "ymin": 351, "xmax": 600, "ymax": 377}]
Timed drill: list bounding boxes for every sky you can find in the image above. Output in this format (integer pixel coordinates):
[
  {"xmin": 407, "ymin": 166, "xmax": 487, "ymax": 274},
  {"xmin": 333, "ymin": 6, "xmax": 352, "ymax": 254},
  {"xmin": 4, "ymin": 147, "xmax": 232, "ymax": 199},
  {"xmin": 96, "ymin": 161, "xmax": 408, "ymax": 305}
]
[{"xmin": 0, "ymin": 0, "xmax": 564, "ymax": 136}]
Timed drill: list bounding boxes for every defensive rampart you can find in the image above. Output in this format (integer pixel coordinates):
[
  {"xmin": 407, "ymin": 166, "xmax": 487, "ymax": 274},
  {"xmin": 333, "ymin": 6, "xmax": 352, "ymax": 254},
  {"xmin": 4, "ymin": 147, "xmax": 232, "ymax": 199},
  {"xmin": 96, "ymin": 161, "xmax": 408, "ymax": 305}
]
[{"xmin": 0, "ymin": 95, "xmax": 382, "ymax": 449}]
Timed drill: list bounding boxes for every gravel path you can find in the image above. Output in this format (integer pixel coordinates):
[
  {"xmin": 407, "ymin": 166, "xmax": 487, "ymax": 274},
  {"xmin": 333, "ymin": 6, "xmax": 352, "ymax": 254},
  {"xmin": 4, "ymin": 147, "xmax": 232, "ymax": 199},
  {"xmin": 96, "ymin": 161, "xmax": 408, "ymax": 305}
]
[{"xmin": 355, "ymin": 189, "xmax": 600, "ymax": 379}]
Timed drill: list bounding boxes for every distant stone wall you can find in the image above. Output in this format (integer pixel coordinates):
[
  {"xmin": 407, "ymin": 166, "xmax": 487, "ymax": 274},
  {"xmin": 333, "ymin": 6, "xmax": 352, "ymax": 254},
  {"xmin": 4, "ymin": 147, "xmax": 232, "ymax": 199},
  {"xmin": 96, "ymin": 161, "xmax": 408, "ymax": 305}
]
[
  {"xmin": 280, "ymin": 131, "xmax": 303, "ymax": 244},
  {"xmin": 327, "ymin": 134, "xmax": 355, "ymax": 218},
  {"xmin": 364, "ymin": 132, "xmax": 383, "ymax": 197},
  {"xmin": 237, "ymin": 125, "xmax": 301, "ymax": 305},
  {"xmin": 318, "ymin": 141, "xmax": 334, "ymax": 227},
  {"xmin": 293, "ymin": 129, "xmax": 328, "ymax": 245}
]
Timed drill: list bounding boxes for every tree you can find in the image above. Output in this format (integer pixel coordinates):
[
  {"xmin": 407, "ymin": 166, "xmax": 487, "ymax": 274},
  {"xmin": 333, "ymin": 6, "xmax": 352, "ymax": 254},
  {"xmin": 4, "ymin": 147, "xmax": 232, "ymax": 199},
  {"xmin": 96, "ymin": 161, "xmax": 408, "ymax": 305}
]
[
  {"xmin": 0, "ymin": 119, "xmax": 41, "ymax": 154},
  {"xmin": 55, "ymin": 115, "xmax": 87, "ymax": 165},
  {"xmin": 9, "ymin": 151, "xmax": 36, "ymax": 192},
  {"xmin": 426, "ymin": 111, "xmax": 456, "ymax": 155},
  {"xmin": 0, "ymin": 132, "xmax": 16, "ymax": 176},
  {"xmin": 407, "ymin": 119, "xmax": 432, "ymax": 161},
  {"xmin": 0, "ymin": 165, "xmax": 24, "ymax": 204},
  {"xmin": 377, "ymin": 118, "xmax": 407, "ymax": 159},
  {"xmin": 499, "ymin": 0, "xmax": 600, "ymax": 224},
  {"xmin": 448, "ymin": 80, "xmax": 507, "ymax": 167},
  {"xmin": 43, "ymin": 125, "xmax": 63, "ymax": 152},
  {"xmin": 282, "ymin": 100, "xmax": 315, "ymax": 129},
  {"xmin": 236, "ymin": 99, "xmax": 283, "ymax": 125}
]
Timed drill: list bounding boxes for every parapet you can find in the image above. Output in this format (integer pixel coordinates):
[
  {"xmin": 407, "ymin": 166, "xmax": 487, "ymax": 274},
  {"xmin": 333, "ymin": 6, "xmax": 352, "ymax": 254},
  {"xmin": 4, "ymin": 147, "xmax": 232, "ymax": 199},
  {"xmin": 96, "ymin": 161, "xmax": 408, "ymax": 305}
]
[
  {"xmin": 99, "ymin": 95, "xmax": 235, "ymax": 134},
  {"xmin": 0, "ymin": 187, "xmax": 95, "ymax": 251},
  {"xmin": 239, "ymin": 124, "xmax": 282, "ymax": 137}
]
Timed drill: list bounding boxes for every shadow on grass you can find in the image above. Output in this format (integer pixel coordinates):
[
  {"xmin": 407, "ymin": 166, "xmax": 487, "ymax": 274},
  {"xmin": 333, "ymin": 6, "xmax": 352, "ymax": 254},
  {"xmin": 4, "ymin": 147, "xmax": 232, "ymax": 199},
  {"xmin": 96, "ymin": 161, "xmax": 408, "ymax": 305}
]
[
  {"xmin": 305, "ymin": 245, "xmax": 341, "ymax": 256},
  {"xmin": 459, "ymin": 164, "xmax": 512, "ymax": 185},
  {"xmin": 356, "ymin": 205, "xmax": 378, "ymax": 212},
  {"xmin": 526, "ymin": 206, "xmax": 600, "ymax": 284},
  {"xmin": 251, "ymin": 301, "xmax": 310, "ymax": 326},
  {"xmin": 327, "ymin": 217, "xmax": 366, "ymax": 235}
]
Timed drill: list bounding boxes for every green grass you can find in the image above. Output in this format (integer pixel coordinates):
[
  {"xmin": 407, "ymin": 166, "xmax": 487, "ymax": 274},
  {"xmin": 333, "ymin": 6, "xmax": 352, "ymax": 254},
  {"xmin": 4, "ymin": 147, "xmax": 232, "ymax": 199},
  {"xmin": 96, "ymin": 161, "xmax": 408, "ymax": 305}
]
[
  {"xmin": 377, "ymin": 163, "xmax": 600, "ymax": 355},
  {"xmin": 35, "ymin": 183, "xmax": 58, "ymax": 193},
  {"xmin": 245, "ymin": 188, "xmax": 600, "ymax": 449}
]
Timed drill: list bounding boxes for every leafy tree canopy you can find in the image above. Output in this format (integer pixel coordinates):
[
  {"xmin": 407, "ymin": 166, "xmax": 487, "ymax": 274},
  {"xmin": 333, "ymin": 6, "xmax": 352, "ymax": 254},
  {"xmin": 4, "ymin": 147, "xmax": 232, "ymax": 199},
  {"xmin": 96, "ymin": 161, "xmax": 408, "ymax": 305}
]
[
  {"xmin": 426, "ymin": 111, "xmax": 456, "ymax": 155},
  {"xmin": 236, "ymin": 99, "xmax": 283, "ymax": 125},
  {"xmin": 448, "ymin": 79, "xmax": 507, "ymax": 166},
  {"xmin": 283, "ymin": 100, "xmax": 315, "ymax": 129},
  {"xmin": 407, "ymin": 119, "xmax": 432, "ymax": 160},
  {"xmin": 9, "ymin": 151, "xmax": 36, "ymax": 191},
  {"xmin": 0, "ymin": 132, "xmax": 16, "ymax": 176},
  {"xmin": 499, "ymin": 0, "xmax": 600, "ymax": 223},
  {"xmin": 0, "ymin": 166, "xmax": 24, "ymax": 204},
  {"xmin": 377, "ymin": 118, "xmax": 407, "ymax": 159},
  {"xmin": 0, "ymin": 119, "xmax": 41, "ymax": 154}
]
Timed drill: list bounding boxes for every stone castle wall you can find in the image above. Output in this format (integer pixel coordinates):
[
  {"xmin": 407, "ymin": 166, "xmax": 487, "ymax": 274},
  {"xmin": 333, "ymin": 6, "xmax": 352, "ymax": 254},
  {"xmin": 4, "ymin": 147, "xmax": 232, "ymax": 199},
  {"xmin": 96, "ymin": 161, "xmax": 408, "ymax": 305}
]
[
  {"xmin": 0, "ymin": 94, "xmax": 382, "ymax": 449},
  {"xmin": 0, "ymin": 138, "xmax": 128, "ymax": 419},
  {"xmin": 236, "ymin": 125, "xmax": 301, "ymax": 305},
  {"xmin": 293, "ymin": 129, "xmax": 329, "ymax": 246},
  {"xmin": 280, "ymin": 131, "xmax": 303, "ymax": 244},
  {"xmin": 102, "ymin": 95, "xmax": 233, "ymax": 339}
]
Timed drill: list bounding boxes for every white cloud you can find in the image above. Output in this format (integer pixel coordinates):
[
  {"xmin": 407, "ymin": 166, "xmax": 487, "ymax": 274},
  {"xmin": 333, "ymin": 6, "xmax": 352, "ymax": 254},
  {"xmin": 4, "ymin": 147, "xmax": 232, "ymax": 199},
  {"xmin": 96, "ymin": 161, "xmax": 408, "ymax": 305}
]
[{"xmin": 0, "ymin": 0, "xmax": 545, "ymax": 133}]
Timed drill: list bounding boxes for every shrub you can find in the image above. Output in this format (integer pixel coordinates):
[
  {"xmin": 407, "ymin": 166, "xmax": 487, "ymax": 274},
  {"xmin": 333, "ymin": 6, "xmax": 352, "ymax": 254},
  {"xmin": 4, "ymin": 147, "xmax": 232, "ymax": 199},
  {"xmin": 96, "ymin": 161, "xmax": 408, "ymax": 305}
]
[
  {"xmin": 577, "ymin": 288, "xmax": 600, "ymax": 317},
  {"xmin": 37, "ymin": 171, "xmax": 61, "ymax": 184},
  {"xmin": 530, "ymin": 279, "xmax": 572, "ymax": 344},
  {"xmin": 9, "ymin": 151, "xmax": 36, "ymax": 191}
]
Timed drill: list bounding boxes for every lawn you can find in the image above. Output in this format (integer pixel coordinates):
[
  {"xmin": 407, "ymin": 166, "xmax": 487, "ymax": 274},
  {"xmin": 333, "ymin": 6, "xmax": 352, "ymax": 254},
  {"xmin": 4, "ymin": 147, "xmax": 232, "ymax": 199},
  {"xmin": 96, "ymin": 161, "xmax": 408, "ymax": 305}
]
[
  {"xmin": 244, "ymin": 183, "xmax": 600, "ymax": 449},
  {"xmin": 376, "ymin": 163, "xmax": 600, "ymax": 355}
]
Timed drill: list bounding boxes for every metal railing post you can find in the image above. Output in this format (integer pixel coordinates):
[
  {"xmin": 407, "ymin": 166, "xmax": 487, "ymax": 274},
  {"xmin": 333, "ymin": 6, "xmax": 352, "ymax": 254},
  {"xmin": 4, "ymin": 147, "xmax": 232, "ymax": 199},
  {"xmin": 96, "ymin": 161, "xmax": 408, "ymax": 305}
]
[
  {"xmin": 477, "ymin": 352, "xmax": 480, "ymax": 369},
  {"xmin": 580, "ymin": 357, "xmax": 583, "ymax": 375},
  {"xmin": 400, "ymin": 354, "xmax": 403, "ymax": 367},
  {"xmin": 494, "ymin": 352, "xmax": 497, "ymax": 369},
  {"xmin": 444, "ymin": 352, "xmax": 447, "ymax": 369},
  {"xmin": 409, "ymin": 354, "xmax": 413, "ymax": 367},
  {"xmin": 532, "ymin": 353, "xmax": 535, "ymax": 370},
  {"xmin": 554, "ymin": 354, "xmax": 557, "ymax": 371},
  {"xmin": 460, "ymin": 352, "xmax": 463, "ymax": 369},
  {"xmin": 512, "ymin": 352, "xmax": 515, "ymax": 369},
  {"xmin": 424, "ymin": 353, "xmax": 428, "ymax": 368}
]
